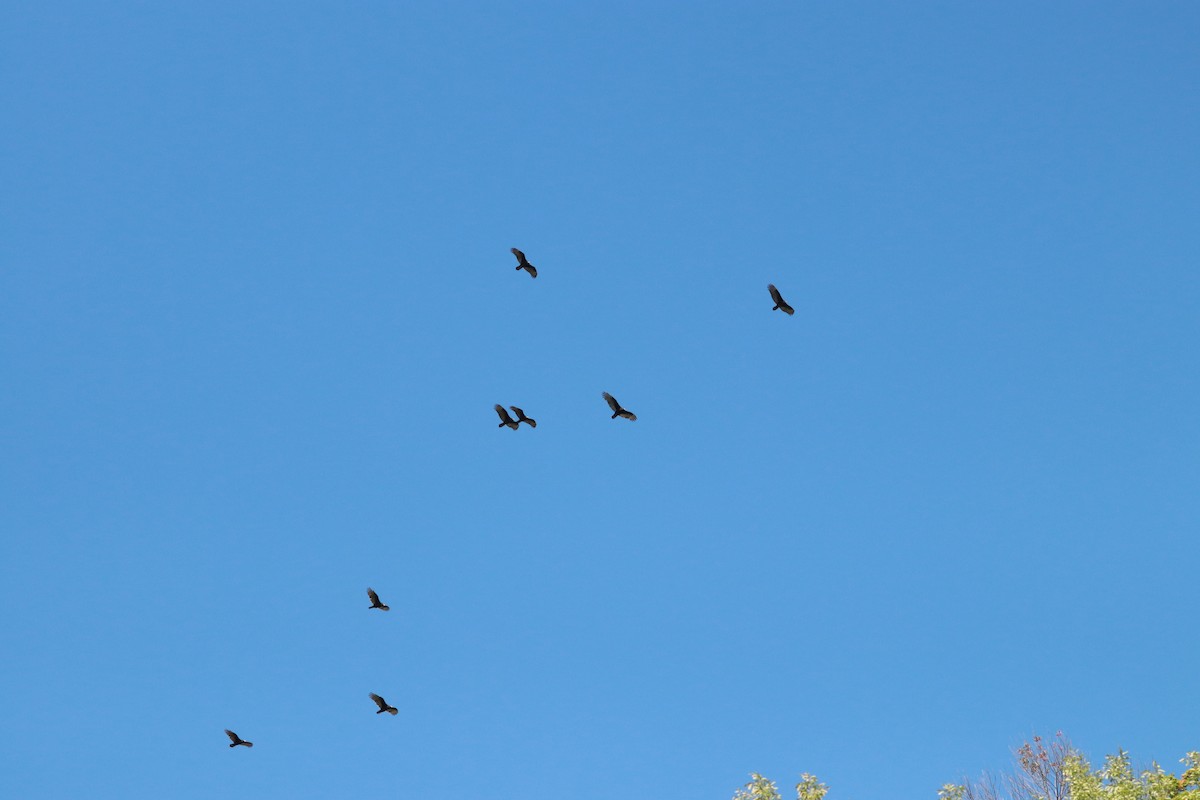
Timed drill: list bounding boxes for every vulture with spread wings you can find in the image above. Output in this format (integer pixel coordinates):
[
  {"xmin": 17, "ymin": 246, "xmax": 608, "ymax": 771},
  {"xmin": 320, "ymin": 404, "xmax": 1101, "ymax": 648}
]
[
  {"xmin": 511, "ymin": 247, "xmax": 537, "ymax": 278},
  {"xmin": 369, "ymin": 693, "xmax": 399, "ymax": 715},
  {"xmin": 603, "ymin": 392, "xmax": 637, "ymax": 421},
  {"xmin": 225, "ymin": 729, "xmax": 253, "ymax": 748},
  {"xmin": 494, "ymin": 404, "xmax": 520, "ymax": 430},
  {"xmin": 367, "ymin": 588, "xmax": 390, "ymax": 611},
  {"xmin": 509, "ymin": 406, "xmax": 537, "ymax": 428},
  {"xmin": 768, "ymin": 284, "xmax": 794, "ymax": 315}
]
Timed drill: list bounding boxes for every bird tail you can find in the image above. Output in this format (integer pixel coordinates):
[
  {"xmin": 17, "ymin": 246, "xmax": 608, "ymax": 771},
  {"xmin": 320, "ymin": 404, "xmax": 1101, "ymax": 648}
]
[
  {"xmin": 229, "ymin": 743, "xmax": 237, "ymax": 748},
  {"xmin": 515, "ymin": 265, "xmax": 523, "ymax": 270},
  {"xmin": 772, "ymin": 304, "xmax": 779, "ymax": 311}
]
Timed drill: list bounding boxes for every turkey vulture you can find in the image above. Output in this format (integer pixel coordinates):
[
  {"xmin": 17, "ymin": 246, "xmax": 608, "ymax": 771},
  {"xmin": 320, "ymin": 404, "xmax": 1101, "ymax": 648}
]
[
  {"xmin": 369, "ymin": 693, "xmax": 398, "ymax": 715},
  {"xmin": 602, "ymin": 392, "xmax": 637, "ymax": 421},
  {"xmin": 511, "ymin": 247, "xmax": 537, "ymax": 278},
  {"xmin": 767, "ymin": 284, "xmax": 794, "ymax": 315},
  {"xmin": 509, "ymin": 406, "xmax": 537, "ymax": 428},
  {"xmin": 494, "ymin": 404, "xmax": 519, "ymax": 430},
  {"xmin": 225, "ymin": 729, "xmax": 253, "ymax": 748},
  {"xmin": 367, "ymin": 588, "xmax": 390, "ymax": 611}
]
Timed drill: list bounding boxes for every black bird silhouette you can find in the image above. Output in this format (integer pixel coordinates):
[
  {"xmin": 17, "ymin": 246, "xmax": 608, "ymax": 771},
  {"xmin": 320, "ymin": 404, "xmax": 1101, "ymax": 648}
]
[
  {"xmin": 768, "ymin": 284, "xmax": 795, "ymax": 315},
  {"xmin": 494, "ymin": 404, "xmax": 520, "ymax": 430},
  {"xmin": 225, "ymin": 729, "xmax": 253, "ymax": 748},
  {"xmin": 369, "ymin": 693, "xmax": 398, "ymax": 715},
  {"xmin": 602, "ymin": 392, "xmax": 637, "ymax": 421},
  {"xmin": 509, "ymin": 406, "xmax": 537, "ymax": 428},
  {"xmin": 511, "ymin": 247, "xmax": 537, "ymax": 278},
  {"xmin": 367, "ymin": 588, "xmax": 390, "ymax": 611}
]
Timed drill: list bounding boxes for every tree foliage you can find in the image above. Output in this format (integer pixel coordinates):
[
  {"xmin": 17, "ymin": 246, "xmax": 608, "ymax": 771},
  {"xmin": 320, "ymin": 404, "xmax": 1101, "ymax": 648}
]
[
  {"xmin": 732, "ymin": 736, "xmax": 1199, "ymax": 799},
  {"xmin": 958, "ymin": 732, "xmax": 1073, "ymax": 800},
  {"xmin": 732, "ymin": 773, "xmax": 828, "ymax": 800},
  {"xmin": 1061, "ymin": 749, "xmax": 1200, "ymax": 800}
]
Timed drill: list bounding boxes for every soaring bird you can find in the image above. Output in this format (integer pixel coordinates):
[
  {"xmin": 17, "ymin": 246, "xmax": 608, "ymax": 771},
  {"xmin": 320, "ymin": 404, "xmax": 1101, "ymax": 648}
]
[
  {"xmin": 494, "ymin": 404, "xmax": 520, "ymax": 430},
  {"xmin": 367, "ymin": 588, "xmax": 390, "ymax": 611},
  {"xmin": 767, "ymin": 284, "xmax": 795, "ymax": 315},
  {"xmin": 509, "ymin": 406, "xmax": 537, "ymax": 428},
  {"xmin": 225, "ymin": 729, "xmax": 253, "ymax": 748},
  {"xmin": 369, "ymin": 693, "xmax": 399, "ymax": 715},
  {"xmin": 511, "ymin": 247, "xmax": 537, "ymax": 278},
  {"xmin": 602, "ymin": 392, "xmax": 637, "ymax": 421}
]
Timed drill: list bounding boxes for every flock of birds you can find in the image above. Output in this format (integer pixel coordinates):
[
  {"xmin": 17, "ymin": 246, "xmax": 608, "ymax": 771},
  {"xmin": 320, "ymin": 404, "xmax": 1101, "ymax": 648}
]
[{"xmin": 222, "ymin": 246, "xmax": 795, "ymax": 750}]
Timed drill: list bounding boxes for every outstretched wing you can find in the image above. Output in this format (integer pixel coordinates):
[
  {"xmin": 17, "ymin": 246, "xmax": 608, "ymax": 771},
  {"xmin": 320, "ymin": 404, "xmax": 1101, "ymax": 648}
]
[
  {"xmin": 511, "ymin": 406, "xmax": 537, "ymax": 427},
  {"xmin": 225, "ymin": 729, "xmax": 240, "ymax": 744},
  {"xmin": 494, "ymin": 404, "xmax": 515, "ymax": 424},
  {"xmin": 620, "ymin": 410, "xmax": 638, "ymax": 421},
  {"xmin": 369, "ymin": 693, "xmax": 387, "ymax": 711},
  {"xmin": 511, "ymin": 247, "xmax": 527, "ymax": 265},
  {"xmin": 367, "ymin": 588, "xmax": 382, "ymax": 605},
  {"xmin": 511, "ymin": 407, "xmax": 538, "ymax": 427},
  {"xmin": 524, "ymin": 263, "xmax": 537, "ymax": 278},
  {"xmin": 602, "ymin": 392, "xmax": 620, "ymax": 413}
]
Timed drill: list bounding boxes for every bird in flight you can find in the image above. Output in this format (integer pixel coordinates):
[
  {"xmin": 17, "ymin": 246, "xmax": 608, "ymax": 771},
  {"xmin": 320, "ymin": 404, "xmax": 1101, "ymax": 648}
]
[
  {"xmin": 509, "ymin": 406, "xmax": 537, "ymax": 428},
  {"xmin": 494, "ymin": 404, "xmax": 520, "ymax": 430},
  {"xmin": 602, "ymin": 392, "xmax": 637, "ymax": 421},
  {"xmin": 511, "ymin": 247, "xmax": 537, "ymax": 278},
  {"xmin": 225, "ymin": 729, "xmax": 253, "ymax": 748},
  {"xmin": 767, "ymin": 284, "xmax": 794, "ymax": 315},
  {"xmin": 367, "ymin": 588, "xmax": 390, "ymax": 611},
  {"xmin": 369, "ymin": 693, "xmax": 399, "ymax": 715}
]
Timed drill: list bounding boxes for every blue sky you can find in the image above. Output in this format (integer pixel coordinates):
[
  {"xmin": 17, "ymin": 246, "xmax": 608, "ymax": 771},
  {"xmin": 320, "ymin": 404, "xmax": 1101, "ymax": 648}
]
[{"xmin": 2, "ymin": 2, "xmax": 1197, "ymax": 798}]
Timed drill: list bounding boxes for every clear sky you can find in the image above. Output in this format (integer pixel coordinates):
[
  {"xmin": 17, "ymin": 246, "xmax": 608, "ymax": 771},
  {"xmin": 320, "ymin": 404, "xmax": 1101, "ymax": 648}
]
[{"xmin": 2, "ymin": 3, "xmax": 1197, "ymax": 798}]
